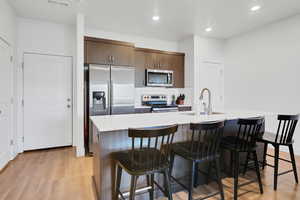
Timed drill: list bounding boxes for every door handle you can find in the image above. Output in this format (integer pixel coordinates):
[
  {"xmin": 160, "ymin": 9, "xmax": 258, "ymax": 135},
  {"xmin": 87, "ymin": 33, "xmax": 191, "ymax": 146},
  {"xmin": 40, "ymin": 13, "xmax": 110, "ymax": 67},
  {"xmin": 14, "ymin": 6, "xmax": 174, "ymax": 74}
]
[
  {"xmin": 67, "ymin": 98, "xmax": 71, "ymax": 102},
  {"xmin": 67, "ymin": 105, "xmax": 71, "ymax": 108}
]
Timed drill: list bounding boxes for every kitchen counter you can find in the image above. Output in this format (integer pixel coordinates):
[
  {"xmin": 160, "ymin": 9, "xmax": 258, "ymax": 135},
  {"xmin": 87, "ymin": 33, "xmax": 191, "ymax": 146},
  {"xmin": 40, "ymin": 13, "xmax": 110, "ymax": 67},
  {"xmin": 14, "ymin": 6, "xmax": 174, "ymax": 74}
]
[
  {"xmin": 90, "ymin": 110, "xmax": 273, "ymax": 132},
  {"xmin": 91, "ymin": 110, "xmax": 274, "ymax": 200}
]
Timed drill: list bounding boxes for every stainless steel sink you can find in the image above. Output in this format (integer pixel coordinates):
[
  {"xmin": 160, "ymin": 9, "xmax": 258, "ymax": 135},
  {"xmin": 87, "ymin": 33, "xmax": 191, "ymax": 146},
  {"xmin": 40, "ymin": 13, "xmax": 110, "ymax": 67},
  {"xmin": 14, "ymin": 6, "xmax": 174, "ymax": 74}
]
[{"xmin": 180, "ymin": 112, "xmax": 224, "ymax": 116}]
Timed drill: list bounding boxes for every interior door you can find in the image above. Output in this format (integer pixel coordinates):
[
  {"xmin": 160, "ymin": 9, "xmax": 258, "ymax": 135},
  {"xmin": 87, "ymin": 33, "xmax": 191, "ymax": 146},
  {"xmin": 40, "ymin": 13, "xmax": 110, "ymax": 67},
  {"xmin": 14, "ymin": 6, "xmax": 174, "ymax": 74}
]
[
  {"xmin": 201, "ymin": 61, "xmax": 224, "ymax": 111},
  {"xmin": 0, "ymin": 39, "xmax": 13, "ymax": 170},
  {"xmin": 23, "ymin": 53, "xmax": 72, "ymax": 150}
]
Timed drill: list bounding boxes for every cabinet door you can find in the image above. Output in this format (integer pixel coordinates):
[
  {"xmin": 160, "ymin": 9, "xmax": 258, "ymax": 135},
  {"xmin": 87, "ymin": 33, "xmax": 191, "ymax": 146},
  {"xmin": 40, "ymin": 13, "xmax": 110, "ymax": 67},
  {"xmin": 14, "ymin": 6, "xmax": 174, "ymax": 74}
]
[
  {"xmin": 85, "ymin": 40, "xmax": 112, "ymax": 64},
  {"xmin": 156, "ymin": 53, "xmax": 169, "ymax": 69},
  {"xmin": 170, "ymin": 55, "xmax": 185, "ymax": 88},
  {"xmin": 144, "ymin": 52, "xmax": 157, "ymax": 69},
  {"xmin": 134, "ymin": 51, "xmax": 146, "ymax": 87},
  {"xmin": 110, "ymin": 44, "xmax": 134, "ymax": 66},
  {"xmin": 85, "ymin": 39, "xmax": 134, "ymax": 66}
]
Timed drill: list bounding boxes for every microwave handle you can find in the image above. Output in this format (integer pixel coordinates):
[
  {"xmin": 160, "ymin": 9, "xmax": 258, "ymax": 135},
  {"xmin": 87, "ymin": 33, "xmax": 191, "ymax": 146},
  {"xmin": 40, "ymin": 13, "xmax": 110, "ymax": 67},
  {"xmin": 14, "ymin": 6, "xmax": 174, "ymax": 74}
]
[{"xmin": 168, "ymin": 73, "xmax": 172, "ymax": 84}]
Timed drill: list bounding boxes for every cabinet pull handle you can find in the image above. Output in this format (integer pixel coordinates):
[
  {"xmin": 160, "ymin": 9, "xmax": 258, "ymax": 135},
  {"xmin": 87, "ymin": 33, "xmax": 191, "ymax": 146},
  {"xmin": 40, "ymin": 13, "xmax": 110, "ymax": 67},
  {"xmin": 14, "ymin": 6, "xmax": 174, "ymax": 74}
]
[{"xmin": 111, "ymin": 56, "xmax": 115, "ymax": 64}]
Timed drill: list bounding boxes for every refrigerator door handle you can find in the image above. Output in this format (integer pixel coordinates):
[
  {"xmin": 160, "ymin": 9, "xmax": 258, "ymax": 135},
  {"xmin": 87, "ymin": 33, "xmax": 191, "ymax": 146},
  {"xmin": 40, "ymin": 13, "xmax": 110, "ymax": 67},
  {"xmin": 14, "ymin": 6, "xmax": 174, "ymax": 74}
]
[
  {"xmin": 107, "ymin": 80, "xmax": 111, "ymax": 115},
  {"xmin": 110, "ymin": 80, "xmax": 113, "ymax": 114}
]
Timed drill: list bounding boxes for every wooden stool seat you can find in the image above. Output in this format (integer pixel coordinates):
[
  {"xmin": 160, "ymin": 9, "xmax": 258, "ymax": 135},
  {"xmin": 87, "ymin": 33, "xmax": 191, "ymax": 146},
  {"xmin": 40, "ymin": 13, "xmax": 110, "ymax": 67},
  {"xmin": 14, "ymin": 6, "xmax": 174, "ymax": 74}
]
[
  {"xmin": 259, "ymin": 131, "xmax": 294, "ymax": 145},
  {"xmin": 113, "ymin": 148, "xmax": 169, "ymax": 175},
  {"xmin": 171, "ymin": 141, "xmax": 219, "ymax": 161},
  {"xmin": 113, "ymin": 124, "xmax": 178, "ymax": 200},
  {"xmin": 221, "ymin": 136, "xmax": 258, "ymax": 152}
]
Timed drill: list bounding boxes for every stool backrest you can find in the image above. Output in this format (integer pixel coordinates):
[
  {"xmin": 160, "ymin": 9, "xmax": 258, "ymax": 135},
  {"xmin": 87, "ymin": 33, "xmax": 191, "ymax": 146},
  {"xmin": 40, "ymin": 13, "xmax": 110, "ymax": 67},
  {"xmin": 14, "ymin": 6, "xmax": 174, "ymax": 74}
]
[
  {"xmin": 128, "ymin": 124, "xmax": 178, "ymax": 154},
  {"xmin": 275, "ymin": 114, "xmax": 299, "ymax": 144},
  {"xmin": 189, "ymin": 121, "xmax": 225, "ymax": 159},
  {"xmin": 235, "ymin": 117, "xmax": 264, "ymax": 151}
]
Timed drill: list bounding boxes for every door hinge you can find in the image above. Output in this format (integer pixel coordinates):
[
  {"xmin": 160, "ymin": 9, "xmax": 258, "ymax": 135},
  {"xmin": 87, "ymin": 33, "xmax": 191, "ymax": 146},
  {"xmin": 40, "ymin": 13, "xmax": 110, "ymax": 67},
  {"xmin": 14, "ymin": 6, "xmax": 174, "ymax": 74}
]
[
  {"xmin": 10, "ymin": 140, "xmax": 14, "ymax": 146},
  {"xmin": 10, "ymin": 56, "xmax": 13, "ymax": 62},
  {"xmin": 22, "ymin": 136, "xmax": 24, "ymax": 143},
  {"xmin": 22, "ymin": 99, "xmax": 24, "ymax": 106},
  {"xmin": 22, "ymin": 62, "xmax": 24, "ymax": 70}
]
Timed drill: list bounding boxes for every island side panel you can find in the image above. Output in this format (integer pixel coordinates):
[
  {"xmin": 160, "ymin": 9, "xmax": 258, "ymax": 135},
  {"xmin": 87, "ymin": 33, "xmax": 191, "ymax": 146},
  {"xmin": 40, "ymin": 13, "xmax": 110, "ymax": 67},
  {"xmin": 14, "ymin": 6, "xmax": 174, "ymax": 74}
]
[
  {"xmin": 93, "ymin": 124, "xmax": 191, "ymax": 200},
  {"xmin": 92, "ymin": 124, "xmax": 101, "ymax": 199}
]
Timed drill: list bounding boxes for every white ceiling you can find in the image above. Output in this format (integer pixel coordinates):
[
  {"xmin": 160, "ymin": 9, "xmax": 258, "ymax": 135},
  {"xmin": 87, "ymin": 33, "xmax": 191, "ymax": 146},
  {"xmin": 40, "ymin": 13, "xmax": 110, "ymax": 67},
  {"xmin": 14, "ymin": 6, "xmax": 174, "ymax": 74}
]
[{"xmin": 9, "ymin": 0, "xmax": 300, "ymax": 41}]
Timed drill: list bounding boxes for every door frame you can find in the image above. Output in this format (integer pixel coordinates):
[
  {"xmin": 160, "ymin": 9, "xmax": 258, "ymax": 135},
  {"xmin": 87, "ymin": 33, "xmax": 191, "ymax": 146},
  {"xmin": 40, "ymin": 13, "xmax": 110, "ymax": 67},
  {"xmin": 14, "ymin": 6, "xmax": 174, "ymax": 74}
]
[
  {"xmin": 0, "ymin": 35, "xmax": 14, "ymax": 164},
  {"xmin": 201, "ymin": 60, "xmax": 225, "ymax": 110},
  {"xmin": 21, "ymin": 52, "xmax": 74, "ymax": 151}
]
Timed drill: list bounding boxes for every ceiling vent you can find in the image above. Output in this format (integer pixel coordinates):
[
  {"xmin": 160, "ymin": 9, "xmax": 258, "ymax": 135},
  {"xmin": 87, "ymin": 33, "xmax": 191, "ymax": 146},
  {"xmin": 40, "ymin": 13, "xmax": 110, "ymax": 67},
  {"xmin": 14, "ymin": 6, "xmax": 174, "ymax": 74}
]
[{"xmin": 48, "ymin": 0, "xmax": 73, "ymax": 7}]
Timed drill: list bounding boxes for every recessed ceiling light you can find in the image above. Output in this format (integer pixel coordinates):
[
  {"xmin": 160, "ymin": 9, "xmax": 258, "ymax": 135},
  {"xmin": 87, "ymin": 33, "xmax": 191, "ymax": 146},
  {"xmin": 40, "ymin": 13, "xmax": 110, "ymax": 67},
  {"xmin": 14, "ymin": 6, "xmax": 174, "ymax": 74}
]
[
  {"xmin": 48, "ymin": 0, "xmax": 72, "ymax": 6},
  {"xmin": 250, "ymin": 5, "xmax": 261, "ymax": 12},
  {"xmin": 205, "ymin": 27, "xmax": 212, "ymax": 32},
  {"xmin": 152, "ymin": 16, "xmax": 160, "ymax": 21}
]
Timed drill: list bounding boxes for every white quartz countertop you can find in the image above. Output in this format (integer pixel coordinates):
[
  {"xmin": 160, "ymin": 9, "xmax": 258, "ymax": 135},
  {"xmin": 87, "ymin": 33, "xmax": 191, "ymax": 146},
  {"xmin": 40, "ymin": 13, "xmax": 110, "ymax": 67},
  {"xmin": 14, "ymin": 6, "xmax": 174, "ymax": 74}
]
[{"xmin": 90, "ymin": 110, "xmax": 276, "ymax": 133}]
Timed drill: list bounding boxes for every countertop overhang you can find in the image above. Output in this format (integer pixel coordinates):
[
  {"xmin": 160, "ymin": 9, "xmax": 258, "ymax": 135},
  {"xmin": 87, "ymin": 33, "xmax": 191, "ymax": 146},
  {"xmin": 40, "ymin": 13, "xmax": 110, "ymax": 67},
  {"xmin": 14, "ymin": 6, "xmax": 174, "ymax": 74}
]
[{"xmin": 90, "ymin": 110, "xmax": 276, "ymax": 133}]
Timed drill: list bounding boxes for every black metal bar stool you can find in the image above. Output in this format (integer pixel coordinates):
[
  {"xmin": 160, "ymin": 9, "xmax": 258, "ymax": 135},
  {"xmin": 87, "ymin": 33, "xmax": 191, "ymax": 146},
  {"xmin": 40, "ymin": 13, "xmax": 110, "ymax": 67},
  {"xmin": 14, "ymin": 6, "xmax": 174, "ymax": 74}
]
[
  {"xmin": 257, "ymin": 114, "xmax": 299, "ymax": 190},
  {"xmin": 169, "ymin": 121, "xmax": 225, "ymax": 200},
  {"xmin": 113, "ymin": 124, "xmax": 178, "ymax": 200},
  {"xmin": 221, "ymin": 118, "xmax": 264, "ymax": 200}
]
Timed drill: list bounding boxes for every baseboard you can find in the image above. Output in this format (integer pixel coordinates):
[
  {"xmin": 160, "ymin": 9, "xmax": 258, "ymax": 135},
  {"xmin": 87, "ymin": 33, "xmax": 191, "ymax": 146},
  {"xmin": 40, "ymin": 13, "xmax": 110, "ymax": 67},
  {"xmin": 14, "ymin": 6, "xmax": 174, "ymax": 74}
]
[{"xmin": 0, "ymin": 153, "xmax": 19, "ymax": 174}]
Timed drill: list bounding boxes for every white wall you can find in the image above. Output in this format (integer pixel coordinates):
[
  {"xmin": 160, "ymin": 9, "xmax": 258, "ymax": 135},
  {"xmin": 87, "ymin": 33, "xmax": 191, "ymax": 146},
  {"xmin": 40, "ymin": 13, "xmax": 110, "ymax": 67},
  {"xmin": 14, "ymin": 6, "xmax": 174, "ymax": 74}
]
[
  {"xmin": 75, "ymin": 14, "xmax": 85, "ymax": 156},
  {"xmin": 85, "ymin": 27, "xmax": 178, "ymax": 52},
  {"xmin": 225, "ymin": 14, "xmax": 300, "ymax": 154},
  {"xmin": 0, "ymin": 0, "xmax": 17, "ymax": 159},
  {"xmin": 0, "ymin": 0, "xmax": 16, "ymax": 45},
  {"xmin": 16, "ymin": 18, "xmax": 76, "ymax": 153}
]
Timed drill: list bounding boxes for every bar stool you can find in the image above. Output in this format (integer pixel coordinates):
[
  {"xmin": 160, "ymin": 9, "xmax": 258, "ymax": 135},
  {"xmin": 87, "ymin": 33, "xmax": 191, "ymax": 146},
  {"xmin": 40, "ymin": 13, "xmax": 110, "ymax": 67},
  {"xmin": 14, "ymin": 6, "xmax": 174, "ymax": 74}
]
[
  {"xmin": 113, "ymin": 124, "xmax": 178, "ymax": 200},
  {"xmin": 169, "ymin": 121, "xmax": 225, "ymax": 200},
  {"xmin": 257, "ymin": 114, "xmax": 299, "ymax": 190},
  {"xmin": 221, "ymin": 118, "xmax": 264, "ymax": 200}
]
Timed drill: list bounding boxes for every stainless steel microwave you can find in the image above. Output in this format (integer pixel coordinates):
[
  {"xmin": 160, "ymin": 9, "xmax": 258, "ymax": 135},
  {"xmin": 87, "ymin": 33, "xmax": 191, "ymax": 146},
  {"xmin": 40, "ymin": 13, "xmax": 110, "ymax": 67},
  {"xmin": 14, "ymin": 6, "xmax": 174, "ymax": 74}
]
[{"xmin": 145, "ymin": 69, "xmax": 174, "ymax": 87}]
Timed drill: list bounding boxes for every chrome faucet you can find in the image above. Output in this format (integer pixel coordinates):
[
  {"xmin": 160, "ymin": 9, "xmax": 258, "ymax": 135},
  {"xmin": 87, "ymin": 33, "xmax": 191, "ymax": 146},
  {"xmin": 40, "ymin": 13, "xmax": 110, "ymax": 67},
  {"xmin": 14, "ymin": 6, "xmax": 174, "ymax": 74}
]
[{"xmin": 200, "ymin": 88, "xmax": 212, "ymax": 115}]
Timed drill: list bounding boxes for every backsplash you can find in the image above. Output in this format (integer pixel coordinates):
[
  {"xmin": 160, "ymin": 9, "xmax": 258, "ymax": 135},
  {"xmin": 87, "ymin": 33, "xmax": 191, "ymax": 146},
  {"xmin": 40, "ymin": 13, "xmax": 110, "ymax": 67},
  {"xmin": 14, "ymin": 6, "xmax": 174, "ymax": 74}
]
[{"xmin": 134, "ymin": 87, "xmax": 193, "ymax": 107}]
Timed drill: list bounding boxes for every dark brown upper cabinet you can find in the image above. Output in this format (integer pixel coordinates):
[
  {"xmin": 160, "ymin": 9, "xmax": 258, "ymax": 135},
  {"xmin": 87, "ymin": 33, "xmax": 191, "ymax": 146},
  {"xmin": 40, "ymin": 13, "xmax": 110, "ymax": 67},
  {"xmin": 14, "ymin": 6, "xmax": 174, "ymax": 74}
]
[
  {"xmin": 85, "ymin": 37, "xmax": 135, "ymax": 66},
  {"xmin": 134, "ymin": 48, "xmax": 185, "ymax": 88}
]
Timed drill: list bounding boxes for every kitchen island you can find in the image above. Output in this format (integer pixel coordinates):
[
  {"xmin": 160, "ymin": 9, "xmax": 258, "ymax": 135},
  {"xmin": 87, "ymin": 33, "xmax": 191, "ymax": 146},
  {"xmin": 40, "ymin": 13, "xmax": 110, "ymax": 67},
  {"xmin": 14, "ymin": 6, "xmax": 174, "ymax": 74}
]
[{"xmin": 91, "ymin": 111, "xmax": 273, "ymax": 200}]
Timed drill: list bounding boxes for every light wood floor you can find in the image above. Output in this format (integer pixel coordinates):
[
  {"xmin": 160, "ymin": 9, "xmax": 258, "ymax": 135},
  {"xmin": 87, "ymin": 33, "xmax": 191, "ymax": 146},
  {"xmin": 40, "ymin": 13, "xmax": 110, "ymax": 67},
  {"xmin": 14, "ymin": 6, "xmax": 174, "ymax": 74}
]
[{"xmin": 0, "ymin": 147, "xmax": 300, "ymax": 200}]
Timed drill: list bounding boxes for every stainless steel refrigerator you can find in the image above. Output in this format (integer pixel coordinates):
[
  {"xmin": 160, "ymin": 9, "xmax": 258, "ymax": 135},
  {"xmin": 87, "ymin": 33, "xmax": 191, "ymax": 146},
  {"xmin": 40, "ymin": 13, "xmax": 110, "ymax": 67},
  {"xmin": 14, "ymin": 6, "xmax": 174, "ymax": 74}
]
[{"xmin": 85, "ymin": 64, "xmax": 135, "ymax": 153}]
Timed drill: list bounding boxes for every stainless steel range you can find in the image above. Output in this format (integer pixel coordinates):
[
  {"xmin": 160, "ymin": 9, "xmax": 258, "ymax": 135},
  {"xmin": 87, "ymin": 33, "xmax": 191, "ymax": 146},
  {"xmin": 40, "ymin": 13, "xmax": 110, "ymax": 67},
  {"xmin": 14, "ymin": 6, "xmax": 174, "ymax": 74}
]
[{"xmin": 141, "ymin": 95, "xmax": 178, "ymax": 113}]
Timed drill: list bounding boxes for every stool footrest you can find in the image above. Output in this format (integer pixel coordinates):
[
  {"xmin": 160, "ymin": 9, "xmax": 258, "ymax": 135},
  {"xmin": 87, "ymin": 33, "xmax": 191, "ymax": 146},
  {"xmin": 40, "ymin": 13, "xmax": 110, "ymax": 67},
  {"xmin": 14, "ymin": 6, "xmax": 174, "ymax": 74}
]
[
  {"xmin": 238, "ymin": 179, "xmax": 258, "ymax": 188},
  {"xmin": 266, "ymin": 153, "xmax": 292, "ymax": 163},
  {"xmin": 118, "ymin": 186, "xmax": 152, "ymax": 199},
  {"xmin": 170, "ymin": 175, "xmax": 222, "ymax": 200},
  {"xmin": 259, "ymin": 161, "xmax": 275, "ymax": 168},
  {"xmin": 278, "ymin": 169, "xmax": 294, "ymax": 176}
]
